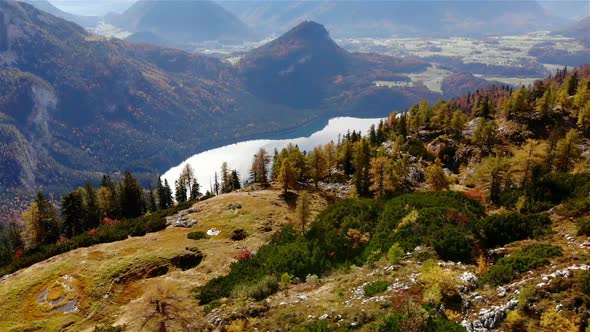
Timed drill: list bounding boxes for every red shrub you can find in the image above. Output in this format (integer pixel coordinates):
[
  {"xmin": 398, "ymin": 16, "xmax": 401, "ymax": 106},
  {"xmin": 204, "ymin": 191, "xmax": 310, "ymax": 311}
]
[
  {"xmin": 102, "ymin": 217, "xmax": 121, "ymax": 227},
  {"xmin": 447, "ymin": 209, "xmax": 470, "ymax": 223},
  {"xmin": 235, "ymin": 249, "xmax": 252, "ymax": 261},
  {"xmin": 87, "ymin": 228, "xmax": 97, "ymax": 236},
  {"xmin": 15, "ymin": 248, "xmax": 23, "ymax": 260},
  {"xmin": 464, "ymin": 188, "xmax": 485, "ymax": 204}
]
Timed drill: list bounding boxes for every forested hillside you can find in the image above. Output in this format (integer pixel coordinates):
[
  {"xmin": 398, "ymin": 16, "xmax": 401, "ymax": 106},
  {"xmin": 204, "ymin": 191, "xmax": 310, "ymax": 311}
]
[
  {"xmin": 2, "ymin": 65, "xmax": 589, "ymax": 331},
  {"xmin": 0, "ymin": 2, "xmax": 434, "ymax": 220}
]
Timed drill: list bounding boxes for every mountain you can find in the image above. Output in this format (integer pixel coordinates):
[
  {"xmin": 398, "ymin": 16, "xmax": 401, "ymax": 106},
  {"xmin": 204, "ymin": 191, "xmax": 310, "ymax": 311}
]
[
  {"xmin": 22, "ymin": 0, "xmax": 99, "ymax": 27},
  {"xmin": 238, "ymin": 21, "xmax": 434, "ymax": 109},
  {"xmin": 538, "ymin": 0, "xmax": 590, "ymax": 21},
  {"xmin": 106, "ymin": 0, "xmax": 256, "ymax": 46},
  {"xmin": 0, "ymin": 2, "xmax": 435, "ymax": 219},
  {"xmin": 555, "ymin": 16, "xmax": 590, "ymax": 47},
  {"xmin": 219, "ymin": 0, "xmax": 560, "ymax": 38}
]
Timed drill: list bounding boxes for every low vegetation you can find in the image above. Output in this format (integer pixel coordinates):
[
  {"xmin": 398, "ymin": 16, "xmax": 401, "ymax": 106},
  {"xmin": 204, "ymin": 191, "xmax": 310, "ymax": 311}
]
[{"xmin": 482, "ymin": 244, "xmax": 563, "ymax": 286}]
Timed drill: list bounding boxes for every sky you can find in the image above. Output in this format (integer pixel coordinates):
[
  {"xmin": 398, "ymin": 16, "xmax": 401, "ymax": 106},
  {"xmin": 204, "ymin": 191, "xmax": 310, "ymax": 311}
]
[
  {"xmin": 50, "ymin": 0, "xmax": 135, "ymax": 16},
  {"xmin": 49, "ymin": 0, "xmax": 589, "ymax": 20}
]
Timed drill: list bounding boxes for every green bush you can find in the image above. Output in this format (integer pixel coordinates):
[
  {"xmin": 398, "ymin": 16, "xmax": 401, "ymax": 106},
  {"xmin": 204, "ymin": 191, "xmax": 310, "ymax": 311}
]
[
  {"xmin": 368, "ymin": 192, "xmax": 482, "ymax": 263},
  {"xmin": 482, "ymin": 244, "xmax": 562, "ymax": 286},
  {"xmin": 187, "ymin": 231, "xmax": 207, "ymax": 240},
  {"xmin": 477, "ymin": 212, "xmax": 551, "ymax": 247},
  {"xmin": 578, "ymin": 271, "xmax": 590, "ymax": 296},
  {"xmin": 93, "ymin": 325, "xmax": 125, "ymax": 332},
  {"xmin": 387, "ymin": 243, "xmax": 404, "ymax": 264},
  {"xmin": 364, "ymin": 280, "xmax": 389, "ymax": 297},
  {"xmin": 230, "ymin": 275, "xmax": 279, "ymax": 301},
  {"xmin": 577, "ymin": 218, "xmax": 590, "ymax": 236}
]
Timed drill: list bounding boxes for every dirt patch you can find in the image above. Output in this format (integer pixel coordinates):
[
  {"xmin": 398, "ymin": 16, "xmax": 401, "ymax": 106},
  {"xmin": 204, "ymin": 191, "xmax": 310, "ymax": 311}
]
[
  {"xmin": 114, "ymin": 262, "xmax": 170, "ymax": 284},
  {"xmin": 170, "ymin": 251, "xmax": 204, "ymax": 271}
]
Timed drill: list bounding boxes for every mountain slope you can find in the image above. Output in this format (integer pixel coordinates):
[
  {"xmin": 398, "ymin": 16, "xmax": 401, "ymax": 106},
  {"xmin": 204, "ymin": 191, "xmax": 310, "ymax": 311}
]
[
  {"xmin": 22, "ymin": 0, "xmax": 99, "ymax": 27},
  {"xmin": 220, "ymin": 0, "xmax": 559, "ymax": 38},
  {"xmin": 0, "ymin": 2, "xmax": 436, "ymax": 219},
  {"xmin": 106, "ymin": 0, "xmax": 256, "ymax": 45},
  {"xmin": 556, "ymin": 16, "xmax": 590, "ymax": 47},
  {"xmin": 239, "ymin": 21, "xmax": 434, "ymax": 109}
]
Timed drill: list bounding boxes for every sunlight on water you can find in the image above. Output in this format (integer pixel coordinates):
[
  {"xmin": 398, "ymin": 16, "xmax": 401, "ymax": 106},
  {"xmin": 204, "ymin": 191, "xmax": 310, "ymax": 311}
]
[{"xmin": 162, "ymin": 117, "xmax": 384, "ymax": 193}]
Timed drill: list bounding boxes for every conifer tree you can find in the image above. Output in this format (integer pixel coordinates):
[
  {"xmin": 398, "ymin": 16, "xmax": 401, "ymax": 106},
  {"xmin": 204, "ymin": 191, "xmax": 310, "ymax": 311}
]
[
  {"xmin": 425, "ymin": 158, "xmax": 449, "ymax": 191},
  {"xmin": 164, "ymin": 179, "xmax": 173, "ymax": 208},
  {"xmin": 61, "ymin": 190, "xmax": 84, "ymax": 238},
  {"xmin": 296, "ymin": 192, "xmax": 311, "ymax": 234},
  {"xmin": 84, "ymin": 182, "xmax": 101, "ymax": 230},
  {"xmin": 119, "ymin": 171, "xmax": 145, "ymax": 218},
  {"xmin": 190, "ymin": 179, "xmax": 201, "ymax": 200},
  {"xmin": 555, "ymin": 129, "xmax": 581, "ymax": 172},
  {"xmin": 369, "ymin": 156, "xmax": 393, "ymax": 197},
  {"xmin": 229, "ymin": 170, "xmax": 241, "ymax": 191},
  {"xmin": 278, "ymin": 159, "xmax": 297, "ymax": 193},
  {"xmin": 175, "ymin": 180, "xmax": 187, "ymax": 203},
  {"xmin": 352, "ymin": 139, "xmax": 371, "ymax": 197},
  {"xmin": 307, "ymin": 147, "xmax": 326, "ymax": 189}
]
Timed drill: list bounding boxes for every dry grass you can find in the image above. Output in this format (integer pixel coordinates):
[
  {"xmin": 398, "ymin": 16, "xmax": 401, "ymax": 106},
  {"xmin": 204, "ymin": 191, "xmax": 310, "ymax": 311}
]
[{"xmin": 0, "ymin": 189, "xmax": 327, "ymax": 331}]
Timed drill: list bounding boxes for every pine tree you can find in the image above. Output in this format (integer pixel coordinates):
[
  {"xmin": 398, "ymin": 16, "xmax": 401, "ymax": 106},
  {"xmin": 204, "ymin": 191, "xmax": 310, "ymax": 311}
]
[
  {"xmin": 278, "ymin": 159, "xmax": 297, "ymax": 193},
  {"xmin": 251, "ymin": 148, "xmax": 271, "ymax": 184},
  {"xmin": 61, "ymin": 190, "xmax": 84, "ymax": 238},
  {"xmin": 352, "ymin": 139, "xmax": 371, "ymax": 197},
  {"xmin": 296, "ymin": 192, "xmax": 311, "ymax": 234},
  {"xmin": 425, "ymin": 158, "xmax": 449, "ymax": 191},
  {"xmin": 22, "ymin": 193, "xmax": 60, "ymax": 248},
  {"xmin": 369, "ymin": 156, "xmax": 393, "ymax": 197},
  {"xmin": 476, "ymin": 156, "xmax": 510, "ymax": 203},
  {"xmin": 157, "ymin": 177, "xmax": 168, "ymax": 210},
  {"xmin": 148, "ymin": 185, "xmax": 157, "ymax": 212},
  {"xmin": 84, "ymin": 182, "xmax": 101, "ymax": 230},
  {"xmin": 164, "ymin": 179, "xmax": 174, "ymax": 208},
  {"xmin": 175, "ymin": 180, "xmax": 187, "ymax": 203},
  {"xmin": 190, "ymin": 179, "xmax": 201, "ymax": 200},
  {"xmin": 213, "ymin": 172, "xmax": 220, "ymax": 196},
  {"xmin": 555, "ymin": 129, "xmax": 581, "ymax": 172},
  {"xmin": 229, "ymin": 170, "xmax": 241, "ymax": 191},
  {"xmin": 119, "ymin": 171, "xmax": 145, "ymax": 218},
  {"xmin": 178, "ymin": 164, "xmax": 195, "ymax": 193},
  {"xmin": 220, "ymin": 162, "xmax": 231, "ymax": 193},
  {"xmin": 307, "ymin": 147, "xmax": 326, "ymax": 189}
]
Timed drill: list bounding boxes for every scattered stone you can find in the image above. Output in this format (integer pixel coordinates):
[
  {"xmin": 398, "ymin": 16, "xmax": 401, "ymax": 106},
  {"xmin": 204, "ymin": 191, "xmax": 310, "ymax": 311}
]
[
  {"xmin": 207, "ymin": 228, "xmax": 221, "ymax": 236},
  {"xmin": 318, "ymin": 314, "xmax": 329, "ymax": 320},
  {"xmin": 226, "ymin": 202, "xmax": 242, "ymax": 210},
  {"xmin": 497, "ymin": 286, "xmax": 507, "ymax": 297},
  {"xmin": 474, "ymin": 295, "xmax": 485, "ymax": 304},
  {"xmin": 461, "ymin": 272, "xmax": 478, "ymax": 286},
  {"xmin": 173, "ymin": 219, "xmax": 197, "ymax": 228},
  {"xmin": 556, "ymin": 304, "xmax": 564, "ymax": 312}
]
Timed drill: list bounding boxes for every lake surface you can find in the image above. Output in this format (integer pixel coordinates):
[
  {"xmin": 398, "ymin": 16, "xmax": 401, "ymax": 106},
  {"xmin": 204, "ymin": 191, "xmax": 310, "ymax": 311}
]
[{"xmin": 161, "ymin": 117, "xmax": 384, "ymax": 193}]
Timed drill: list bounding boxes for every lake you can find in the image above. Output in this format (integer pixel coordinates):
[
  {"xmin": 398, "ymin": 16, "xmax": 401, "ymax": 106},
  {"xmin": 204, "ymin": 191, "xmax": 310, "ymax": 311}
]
[{"xmin": 161, "ymin": 116, "xmax": 384, "ymax": 193}]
